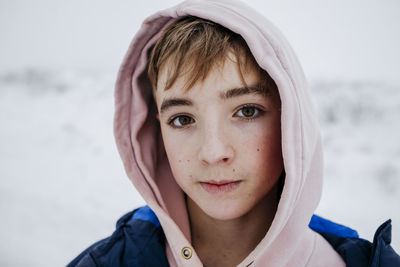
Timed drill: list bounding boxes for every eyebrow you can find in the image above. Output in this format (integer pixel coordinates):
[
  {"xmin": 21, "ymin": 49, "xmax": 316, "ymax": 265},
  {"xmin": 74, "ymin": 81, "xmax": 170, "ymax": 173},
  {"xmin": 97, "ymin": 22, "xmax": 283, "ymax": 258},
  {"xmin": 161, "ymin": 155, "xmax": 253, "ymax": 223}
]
[
  {"xmin": 159, "ymin": 86, "xmax": 269, "ymax": 114},
  {"xmin": 219, "ymin": 86, "xmax": 269, "ymax": 100},
  {"xmin": 160, "ymin": 98, "xmax": 193, "ymax": 114}
]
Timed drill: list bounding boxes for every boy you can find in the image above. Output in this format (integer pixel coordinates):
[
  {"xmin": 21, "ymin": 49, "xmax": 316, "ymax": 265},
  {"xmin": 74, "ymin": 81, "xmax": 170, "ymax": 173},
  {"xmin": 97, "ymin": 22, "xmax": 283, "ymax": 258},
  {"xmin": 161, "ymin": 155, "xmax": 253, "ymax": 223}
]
[{"xmin": 69, "ymin": 0, "xmax": 399, "ymax": 266}]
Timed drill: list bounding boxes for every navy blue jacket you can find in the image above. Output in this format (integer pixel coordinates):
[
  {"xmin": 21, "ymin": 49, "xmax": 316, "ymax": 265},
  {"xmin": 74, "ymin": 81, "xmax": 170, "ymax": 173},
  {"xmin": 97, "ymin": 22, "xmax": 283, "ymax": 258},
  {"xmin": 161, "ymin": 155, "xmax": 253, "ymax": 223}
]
[{"xmin": 68, "ymin": 206, "xmax": 400, "ymax": 267}]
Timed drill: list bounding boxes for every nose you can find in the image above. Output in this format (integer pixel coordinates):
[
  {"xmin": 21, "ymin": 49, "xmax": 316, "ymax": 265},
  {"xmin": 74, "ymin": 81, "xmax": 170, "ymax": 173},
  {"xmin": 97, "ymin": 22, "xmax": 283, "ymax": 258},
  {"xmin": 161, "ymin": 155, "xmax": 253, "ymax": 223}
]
[{"xmin": 197, "ymin": 124, "xmax": 234, "ymax": 166}]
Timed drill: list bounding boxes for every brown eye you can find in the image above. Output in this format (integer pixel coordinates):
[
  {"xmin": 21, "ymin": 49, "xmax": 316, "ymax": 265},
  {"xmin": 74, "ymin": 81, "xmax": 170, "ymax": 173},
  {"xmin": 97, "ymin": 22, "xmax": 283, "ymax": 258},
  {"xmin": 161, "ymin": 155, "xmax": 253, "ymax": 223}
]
[
  {"xmin": 170, "ymin": 115, "xmax": 195, "ymax": 128},
  {"xmin": 234, "ymin": 104, "xmax": 265, "ymax": 121},
  {"xmin": 241, "ymin": 106, "xmax": 256, "ymax": 117},
  {"xmin": 236, "ymin": 105, "xmax": 260, "ymax": 118}
]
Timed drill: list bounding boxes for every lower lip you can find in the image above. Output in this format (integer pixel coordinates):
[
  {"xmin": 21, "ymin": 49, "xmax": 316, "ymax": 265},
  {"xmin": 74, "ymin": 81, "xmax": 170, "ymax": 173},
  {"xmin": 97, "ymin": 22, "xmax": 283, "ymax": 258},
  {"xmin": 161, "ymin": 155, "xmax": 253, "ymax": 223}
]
[{"xmin": 200, "ymin": 181, "xmax": 242, "ymax": 194}]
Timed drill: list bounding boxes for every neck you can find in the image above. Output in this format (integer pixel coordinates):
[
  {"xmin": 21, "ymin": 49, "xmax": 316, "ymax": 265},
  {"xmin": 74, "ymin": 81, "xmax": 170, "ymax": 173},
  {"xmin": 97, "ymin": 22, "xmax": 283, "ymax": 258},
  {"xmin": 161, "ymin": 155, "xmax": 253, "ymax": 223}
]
[{"xmin": 187, "ymin": 184, "xmax": 279, "ymax": 267}]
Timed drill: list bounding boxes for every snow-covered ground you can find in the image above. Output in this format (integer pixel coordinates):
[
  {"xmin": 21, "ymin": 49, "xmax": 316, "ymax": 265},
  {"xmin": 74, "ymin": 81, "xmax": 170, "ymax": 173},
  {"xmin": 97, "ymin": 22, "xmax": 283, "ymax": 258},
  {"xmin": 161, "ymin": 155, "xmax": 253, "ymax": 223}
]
[
  {"xmin": 0, "ymin": 69, "xmax": 399, "ymax": 266},
  {"xmin": 313, "ymin": 80, "xmax": 400, "ymax": 248}
]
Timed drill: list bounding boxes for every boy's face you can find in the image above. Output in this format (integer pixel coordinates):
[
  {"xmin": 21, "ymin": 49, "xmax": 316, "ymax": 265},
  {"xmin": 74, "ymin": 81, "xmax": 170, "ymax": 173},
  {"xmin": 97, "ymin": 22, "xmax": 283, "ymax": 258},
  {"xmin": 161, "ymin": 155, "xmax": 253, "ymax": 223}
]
[{"xmin": 155, "ymin": 55, "xmax": 283, "ymax": 221}]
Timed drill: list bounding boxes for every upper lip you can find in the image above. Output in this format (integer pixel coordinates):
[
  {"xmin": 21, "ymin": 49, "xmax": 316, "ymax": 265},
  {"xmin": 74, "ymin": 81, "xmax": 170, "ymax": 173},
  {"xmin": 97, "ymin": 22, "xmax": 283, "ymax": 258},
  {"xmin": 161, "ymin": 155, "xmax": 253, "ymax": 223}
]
[{"xmin": 201, "ymin": 180, "xmax": 240, "ymax": 185}]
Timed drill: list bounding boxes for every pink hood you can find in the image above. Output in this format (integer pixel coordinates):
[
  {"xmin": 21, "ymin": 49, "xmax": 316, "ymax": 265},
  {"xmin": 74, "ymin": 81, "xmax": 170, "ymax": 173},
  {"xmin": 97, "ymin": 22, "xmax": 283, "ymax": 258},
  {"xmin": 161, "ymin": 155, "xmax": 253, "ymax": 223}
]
[{"xmin": 113, "ymin": 0, "xmax": 344, "ymax": 266}]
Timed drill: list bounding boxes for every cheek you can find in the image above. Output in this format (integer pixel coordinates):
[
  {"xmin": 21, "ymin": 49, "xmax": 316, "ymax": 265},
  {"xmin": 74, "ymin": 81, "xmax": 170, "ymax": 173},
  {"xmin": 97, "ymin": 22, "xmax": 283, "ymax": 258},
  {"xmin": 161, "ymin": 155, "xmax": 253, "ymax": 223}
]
[
  {"xmin": 239, "ymin": 123, "xmax": 283, "ymax": 177},
  {"xmin": 161, "ymin": 129, "xmax": 194, "ymax": 183}
]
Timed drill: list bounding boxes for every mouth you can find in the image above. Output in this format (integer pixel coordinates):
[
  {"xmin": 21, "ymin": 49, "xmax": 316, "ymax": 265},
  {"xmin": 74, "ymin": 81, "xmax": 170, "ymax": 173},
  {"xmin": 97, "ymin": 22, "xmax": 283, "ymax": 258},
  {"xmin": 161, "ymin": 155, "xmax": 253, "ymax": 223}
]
[{"xmin": 199, "ymin": 180, "xmax": 242, "ymax": 194}]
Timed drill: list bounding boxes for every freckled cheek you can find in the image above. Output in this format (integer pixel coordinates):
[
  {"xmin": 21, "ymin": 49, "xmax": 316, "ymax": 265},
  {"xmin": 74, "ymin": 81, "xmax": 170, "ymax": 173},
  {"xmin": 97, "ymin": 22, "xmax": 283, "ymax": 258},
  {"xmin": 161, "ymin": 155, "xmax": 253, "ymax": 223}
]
[
  {"xmin": 165, "ymin": 147, "xmax": 188, "ymax": 169},
  {"xmin": 163, "ymin": 139, "xmax": 196, "ymax": 184},
  {"xmin": 240, "ymin": 131, "xmax": 282, "ymax": 171}
]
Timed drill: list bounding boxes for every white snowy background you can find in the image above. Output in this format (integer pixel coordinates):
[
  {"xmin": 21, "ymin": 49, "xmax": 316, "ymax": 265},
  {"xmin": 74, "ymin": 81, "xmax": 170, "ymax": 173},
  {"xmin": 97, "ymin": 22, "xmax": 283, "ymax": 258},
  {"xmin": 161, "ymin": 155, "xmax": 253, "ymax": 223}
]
[{"xmin": 0, "ymin": 0, "xmax": 399, "ymax": 266}]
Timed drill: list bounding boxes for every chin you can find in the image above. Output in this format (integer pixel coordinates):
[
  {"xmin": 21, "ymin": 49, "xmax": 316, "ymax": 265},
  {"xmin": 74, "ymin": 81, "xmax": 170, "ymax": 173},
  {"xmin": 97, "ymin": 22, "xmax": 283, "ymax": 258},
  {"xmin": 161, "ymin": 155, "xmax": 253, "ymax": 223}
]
[{"xmin": 201, "ymin": 201, "xmax": 252, "ymax": 221}]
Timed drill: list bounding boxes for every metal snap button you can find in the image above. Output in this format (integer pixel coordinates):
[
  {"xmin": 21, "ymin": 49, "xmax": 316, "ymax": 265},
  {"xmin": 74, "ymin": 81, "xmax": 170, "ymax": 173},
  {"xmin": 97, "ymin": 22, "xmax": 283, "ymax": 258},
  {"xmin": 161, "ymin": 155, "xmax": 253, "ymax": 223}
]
[{"xmin": 181, "ymin": 246, "xmax": 192, "ymax": 259}]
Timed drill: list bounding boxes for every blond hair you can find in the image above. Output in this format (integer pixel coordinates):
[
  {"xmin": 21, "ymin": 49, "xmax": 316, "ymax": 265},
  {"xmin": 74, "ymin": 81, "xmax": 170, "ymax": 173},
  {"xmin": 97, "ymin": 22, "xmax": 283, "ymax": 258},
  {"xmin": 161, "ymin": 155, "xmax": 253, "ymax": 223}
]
[{"xmin": 148, "ymin": 16, "xmax": 277, "ymax": 94}]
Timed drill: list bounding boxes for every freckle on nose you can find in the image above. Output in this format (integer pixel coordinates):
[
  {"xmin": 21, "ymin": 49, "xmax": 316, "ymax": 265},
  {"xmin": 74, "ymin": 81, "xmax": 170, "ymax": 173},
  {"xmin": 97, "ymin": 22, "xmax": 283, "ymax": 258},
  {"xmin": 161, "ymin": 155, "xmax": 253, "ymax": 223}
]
[
  {"xmin": 187, "ymin": 159, "xmax": 190, "ymax": 162},
  {"xmin": 233, "ymin": 169, "xmax": 235, "ymax": 172},
  {"xmin": 257, "ymin": 148, "xmax": 260, "ymax": 152},
  {"xmin": 179, "ymin": 160, "xmax": 181, "ymax": 163}
]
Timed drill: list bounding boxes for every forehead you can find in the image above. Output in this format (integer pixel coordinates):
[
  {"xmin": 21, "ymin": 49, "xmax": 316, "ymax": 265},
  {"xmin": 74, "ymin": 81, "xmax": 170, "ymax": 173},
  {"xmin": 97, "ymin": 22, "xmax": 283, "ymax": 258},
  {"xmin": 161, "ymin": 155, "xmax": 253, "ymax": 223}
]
[
  {"xmin": 155, "ymin": 56, "xmax": 260, "ymax": 99},
  {"xmin": 154, "ymin": 57, "xmax": 276, "ymax": 116}
]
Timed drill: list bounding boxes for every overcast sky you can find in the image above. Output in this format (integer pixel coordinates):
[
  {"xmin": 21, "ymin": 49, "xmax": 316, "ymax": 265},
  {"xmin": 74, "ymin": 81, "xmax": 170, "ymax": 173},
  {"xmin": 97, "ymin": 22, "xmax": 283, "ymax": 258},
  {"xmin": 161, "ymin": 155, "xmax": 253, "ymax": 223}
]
[{"xmin": 1, "ymin": 0, "xmax": 399, "ymax": 83}]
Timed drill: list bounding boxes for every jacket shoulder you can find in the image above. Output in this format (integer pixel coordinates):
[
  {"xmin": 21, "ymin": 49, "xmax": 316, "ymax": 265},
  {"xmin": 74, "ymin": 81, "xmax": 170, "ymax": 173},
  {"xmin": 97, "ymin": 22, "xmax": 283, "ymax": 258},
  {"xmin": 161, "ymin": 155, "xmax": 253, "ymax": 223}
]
[
  {"xmin": 310, "ymin": 215, "xmax": 400, "ymax": 267},
  {"xmin": 67, "ymin": 206, "xmax": 169, "ymax": 267}
]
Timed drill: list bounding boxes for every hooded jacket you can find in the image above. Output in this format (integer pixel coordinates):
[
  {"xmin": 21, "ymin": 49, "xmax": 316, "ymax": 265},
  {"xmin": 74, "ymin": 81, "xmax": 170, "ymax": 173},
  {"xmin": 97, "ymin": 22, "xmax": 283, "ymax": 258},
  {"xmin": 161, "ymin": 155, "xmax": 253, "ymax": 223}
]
[{"xmin": 69, "ymin": 0, "xmax": 400, "ymax": 266}]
